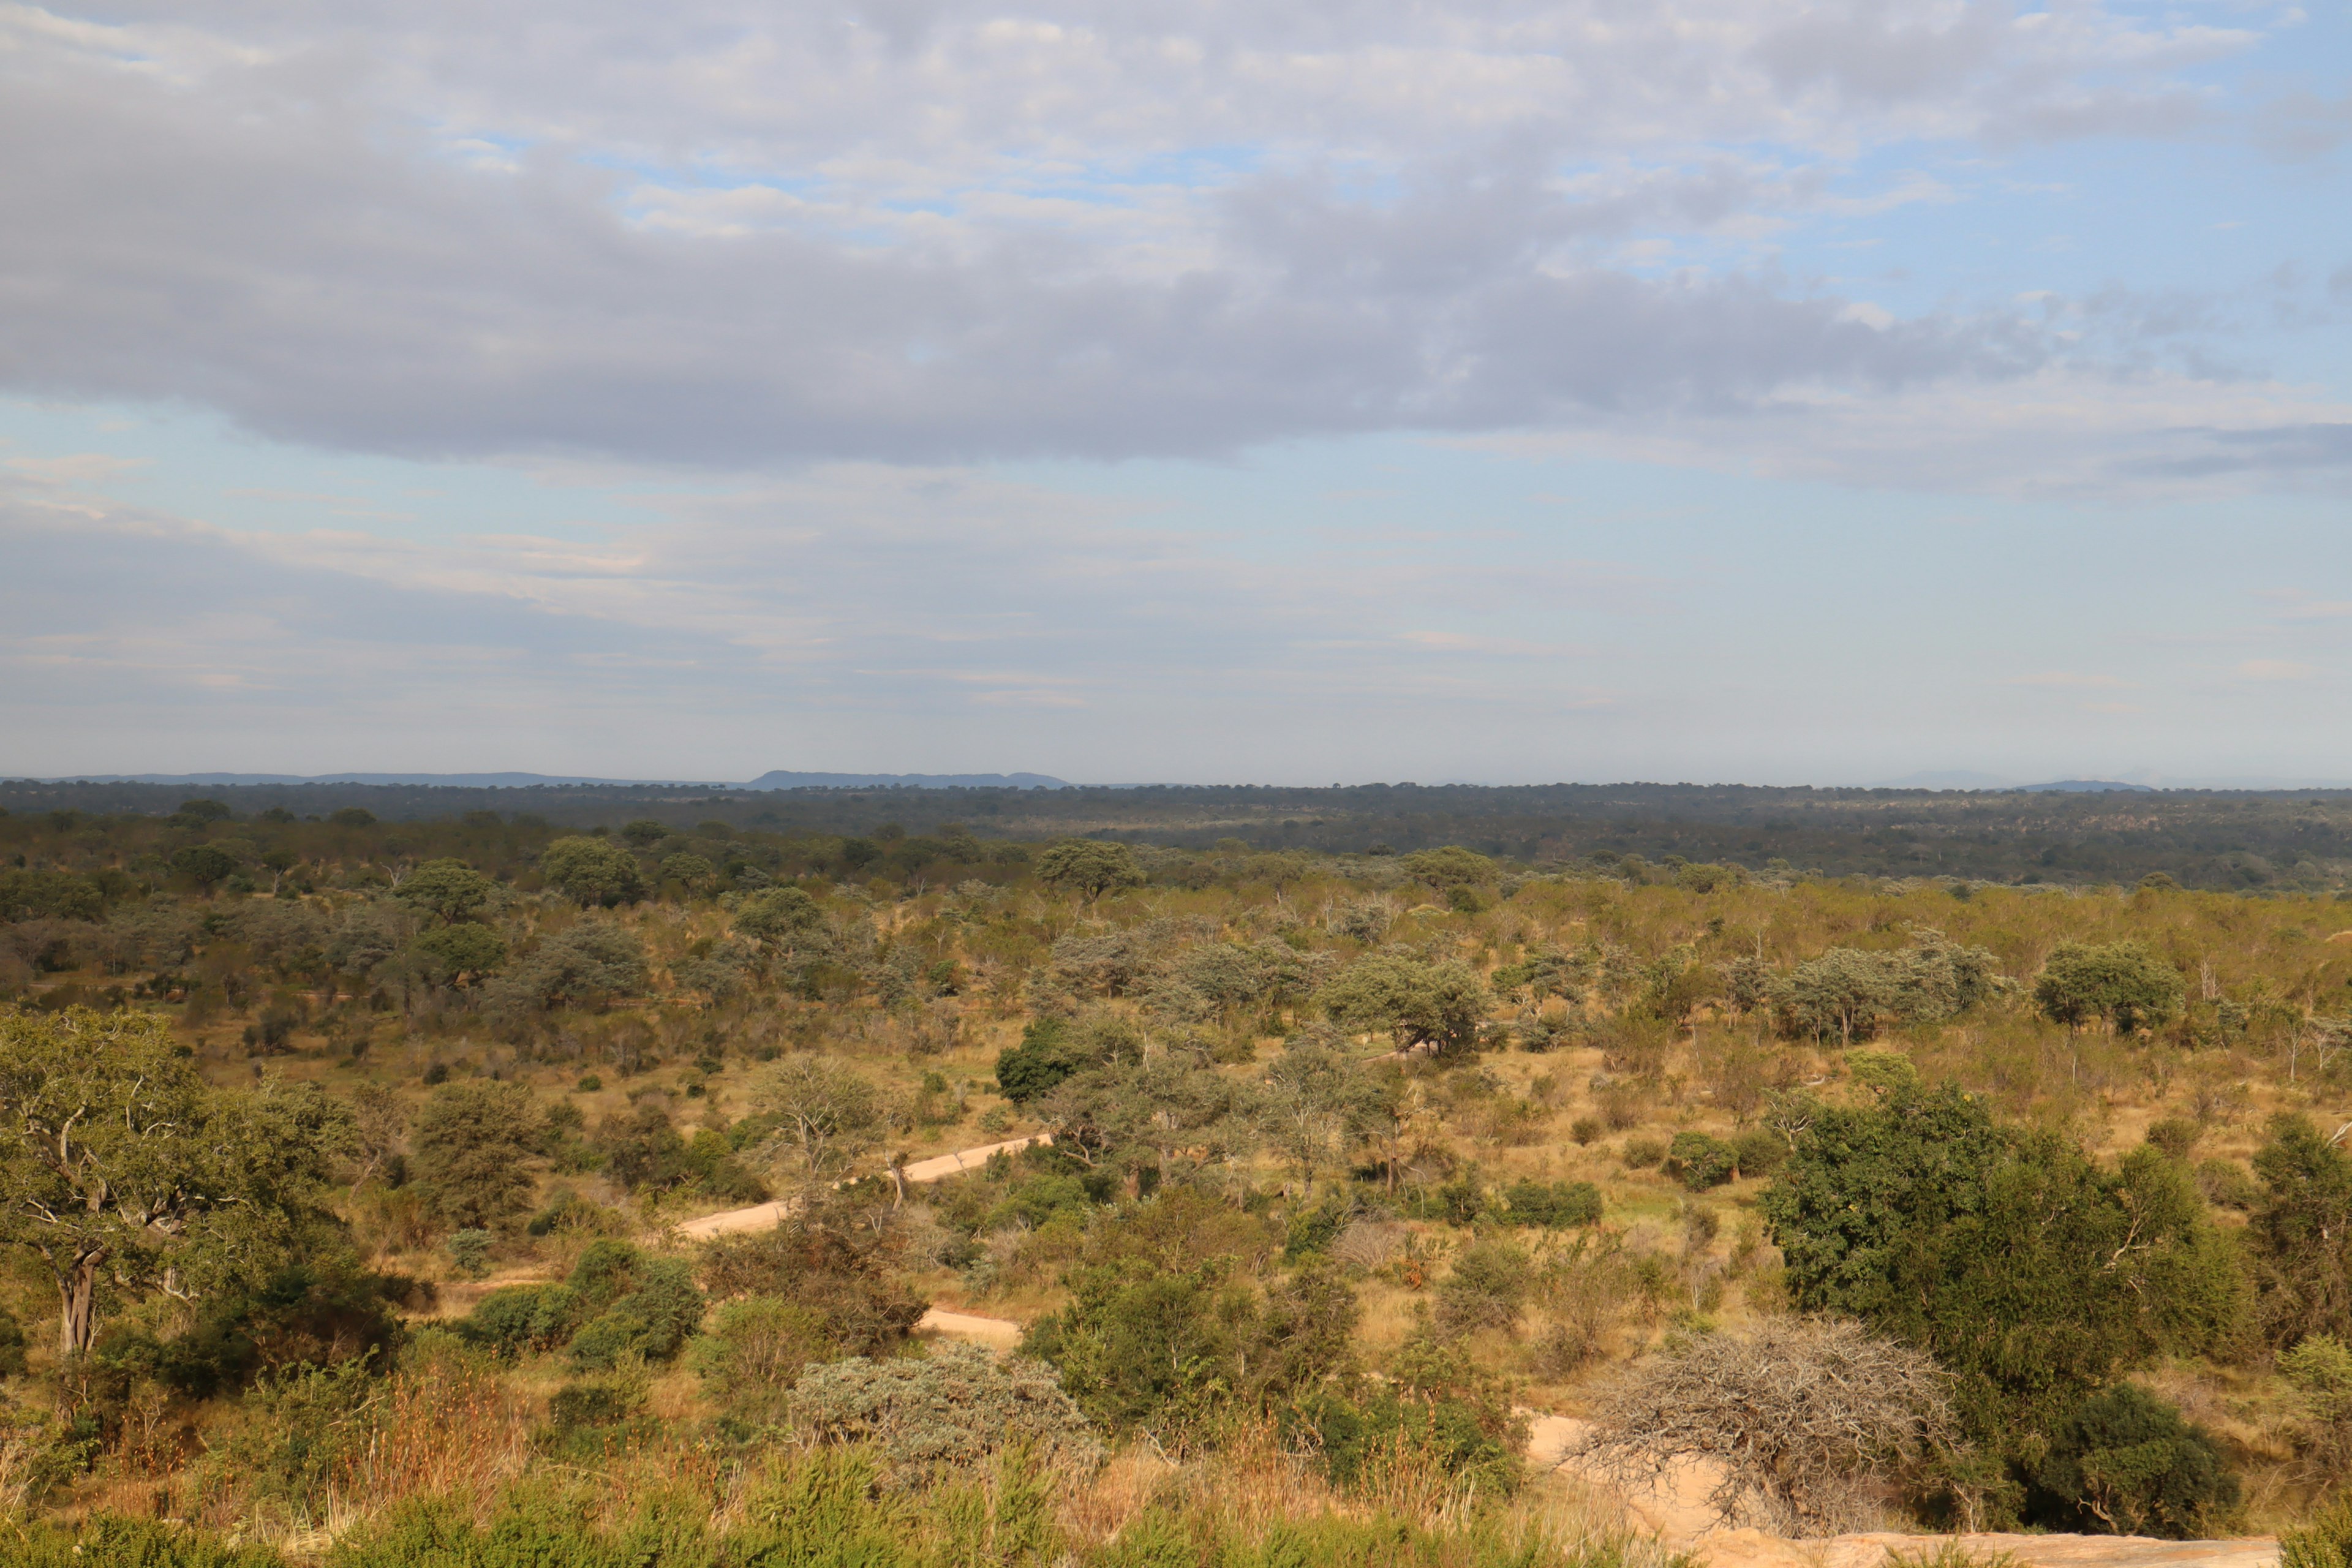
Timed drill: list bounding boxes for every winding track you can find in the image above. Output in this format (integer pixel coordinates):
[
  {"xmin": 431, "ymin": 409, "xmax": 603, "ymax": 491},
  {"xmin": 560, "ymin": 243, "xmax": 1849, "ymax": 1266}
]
[{"xmin": 671, "ymin": 1140, "xmax": 2278, "ymax": 1568}]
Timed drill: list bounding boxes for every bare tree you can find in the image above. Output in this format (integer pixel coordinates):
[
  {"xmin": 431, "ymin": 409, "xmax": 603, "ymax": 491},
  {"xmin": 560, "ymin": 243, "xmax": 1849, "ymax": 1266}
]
[
  {"xmin": 753, "ymin": 1055, "xmax": 884, "ymax": 1186},
  {"xmin": 1577, "ymin": 1316, "xmax": 1954, "ymax": 1536}
]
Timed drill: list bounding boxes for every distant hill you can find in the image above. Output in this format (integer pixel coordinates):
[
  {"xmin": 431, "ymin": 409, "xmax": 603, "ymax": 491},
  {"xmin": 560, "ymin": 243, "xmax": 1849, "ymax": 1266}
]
[
  {"xmin": 56, "ymin": 772, "xmax": 720, "ymax": 788},
  {"xmin": 1877, "ymin": 772, "xmax": 2155, "ymax": 794},
  {"xmin": 45, "ymin": 769, "xmax": 1071, "ymax": 791},
  {"xmin": 2022, "ymin": 780, "xmax": 2157, "ymax": 794},
  {"xmin": 741, "ymin": 771, "xmax": 1069, "ymax": 790}
]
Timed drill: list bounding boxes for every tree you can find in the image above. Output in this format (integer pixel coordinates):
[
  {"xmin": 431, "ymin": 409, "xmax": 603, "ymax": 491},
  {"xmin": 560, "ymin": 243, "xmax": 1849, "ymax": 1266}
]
[
  {"xmin": 483, "ymin": 920, "xmax": 647, "ymax": 1014},
  {"xmin": 538, "ymin": 836, "xmax": 646, "ymax": 907},
  {"xmin": 0, "ymin": 1009, "xmax": 352, "ymax": 1356},
  {"xmin": 412, "ymin": 922, "xmax": 508, "ymax": 983},
  {"xmin": 2034, "ymin": 941, "xmax": 2185, "ymax": 1034},
  {"xmin": 734, "ymin": 886, "xmax": 833, "ymax": 962},
  {"xmin": 1398, "ymin": 846, "xmax": 1496, "ymax": 889},
  {"xmin": 753, "ymin": 1056, "xmax": 885, "ymax": 1184},
  {"xmin": 2029, "ymin": 1384, "xmax": 2238, "ymax": 1537},
  {"xmin": 2247, "ymin": 1113, "xmax": 2352, "ymax": 1345},
  {"xmin": 1258, "ymin": 1033, "xmax": 1390, "ymax": 1185},
  {"xmin": 1761, "ymin": 1081, "xmax": 2244, "ymax": 1445},
  {"xmin": 170, "ymin": 842, "xmax": 241, "ymax": 889},
  {"xmin": 1034, "ymin": 840, "xmax": 1145, "ymax": 904},
  {"xmin": 393, "ymin": 858, "xmax": 496, "ymax": 924},
  {"xmin": 410, "ymin": 1080, "xmax": 542, "ymax": 1230},
  {"xmin": 1317, "ymin": 953, "xmax": 1487, "ymax": 1058}
]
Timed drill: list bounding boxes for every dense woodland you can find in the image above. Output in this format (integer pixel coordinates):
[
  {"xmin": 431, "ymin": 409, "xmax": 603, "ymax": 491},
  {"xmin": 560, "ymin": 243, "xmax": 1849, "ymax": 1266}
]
[
  {"xmin": 13, "ymin": 776, "xmax": 2352, "ymax": 889},
  {"xmin": 9, "ymin": 794, "xmax": 2352, "ymax": 1565}
]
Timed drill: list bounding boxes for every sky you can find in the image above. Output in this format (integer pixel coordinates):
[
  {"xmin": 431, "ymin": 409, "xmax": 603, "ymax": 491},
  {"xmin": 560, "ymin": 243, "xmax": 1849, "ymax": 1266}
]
[{"xmin": 2, "ymin": 0, "xmax": 2348, "ymax": 787}]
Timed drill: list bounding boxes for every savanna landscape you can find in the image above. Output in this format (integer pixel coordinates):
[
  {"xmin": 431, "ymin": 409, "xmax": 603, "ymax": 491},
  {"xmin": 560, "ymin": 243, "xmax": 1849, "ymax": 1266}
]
[{"xmin": 8, "ymin": 789, "xmax": 2352, "ymax": 1567}]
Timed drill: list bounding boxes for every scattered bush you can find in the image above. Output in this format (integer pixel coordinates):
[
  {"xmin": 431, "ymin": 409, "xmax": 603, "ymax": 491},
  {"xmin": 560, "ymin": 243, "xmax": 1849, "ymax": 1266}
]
[
  {"xmin": 2027, "ymin": 1383, "xmax": 2239, "ymax": 1537},
  {"xmin": 789, "ymin": 1342, "xmax": 1105, "ymax": 1488},
  {"xmin": 1666, "ymin": 1132, "xmax": 1738, "ymax": 1191}
]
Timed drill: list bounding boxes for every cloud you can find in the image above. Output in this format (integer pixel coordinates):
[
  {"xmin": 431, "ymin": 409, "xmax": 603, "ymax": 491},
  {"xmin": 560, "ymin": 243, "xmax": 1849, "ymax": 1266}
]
[
  {"xmin": 2010, "ymin": 671, "xmax": 2132, "ymax": 688},
  {"xmin": 0, "ymin": 0, "xmax": 2303, "ymax": 481},
  {"xmin": 2237, "ymin": 658, "xmax": 2316, "ymax": 680}
]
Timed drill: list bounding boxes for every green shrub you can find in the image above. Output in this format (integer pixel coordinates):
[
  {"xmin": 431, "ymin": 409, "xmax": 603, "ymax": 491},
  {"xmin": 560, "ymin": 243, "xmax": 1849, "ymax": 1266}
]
[
  {"xmin": 788, "ymin": 1343, "xmax": 1104, "ymax": 1488},
  {"xmin": 690, "ymin": 1297, "xmax": 837, "ymax": 1427},
  {"xmin": 1501, "ymin": 1179, "xmax": 1604, "ymax": 1229},
  {"xmin": 1732, "ymin": 1127, "xmax": 1786, "ymax": 1178},
  {"xmin": 0, "ymin": 1517, "xmax": 284, "ymax": 1568},
  {"xmin": 447, "ymin": 1227, "xmax": 494, "ymax": 1279},
  {"xmin": 1434, "ymin": 1238, "xmax": 1534, "ymax": 1334},
  {"xmin": 2027, "ymin": 1384, "xmax": 2239, "ymax": 1537},
  {"xmin": 2283, "ymin": 1491, "xmax": 2352, "ymax": 1568},
  {"xmin": 1621, "ymin": 1136, "xmax": 1665, "ymax": 1169},
  {"xmin": 461, "ymin": 1283, "xmax": 582, "ymax": 1358},
  {"xmin": 1666, "ymin": 1132, "xmax": 1738, "ymax": 1191}
]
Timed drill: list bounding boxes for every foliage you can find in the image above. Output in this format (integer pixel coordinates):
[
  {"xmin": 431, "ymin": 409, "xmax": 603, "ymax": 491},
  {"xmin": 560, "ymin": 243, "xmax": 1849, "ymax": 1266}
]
[
  {"xmin": 1318, "ymin": 954, "xmax": 1487, "ymax": 1058},
  {"xmin": 0, "ymin": 1007, "xmax": 352, "ymax": 1355},
  {"xmin": 2033, "ymin": 941, "xmax": 2186, "ymax": 1034},
  {"xmin": 695, "ymin": 1199, "xmax": 928, "ymax": 1357},
  {"xmin": 537, "ymin": 836, "xmax": 647, "ymax": 907},
  {"xmin": 2026, "ymin": 1383, "xmax": 2239, "ymax": 1537},
  {"xmin": 1761, "ymin": 1081, "xmax": 2245, "ymax": 1446},
  {"xmin": 788, "ymin": 1342, "xmax": 1105, "ymax": 1487},
  {"xmin": 2250, "ymin": 1114, "xmax": 2352, "ymax": 1346},
  {"xmin": 1498, "ymin": 1178, "xmax": 1604, "ymax": 1229},
  {"xmin": 410, "ymin": 1079, "xmax": 542, "ymax": 1230},
  {"xmin": 1034, "ymin": 840, "xmax": 1147, "ymax": 903},
  {"xmin": 1665, "ymin": 1132, "xmax": 1738, "ymax": 1191},
  {"xmin": 393, "ymin": 858, "xmax": 497, "ymax": 924}
]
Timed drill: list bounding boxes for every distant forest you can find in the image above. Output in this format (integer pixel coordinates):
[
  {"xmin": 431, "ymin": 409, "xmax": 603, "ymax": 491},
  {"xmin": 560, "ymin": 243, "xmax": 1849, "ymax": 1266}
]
[{"xmin": 6, "ymin": 777, "xmax": 2351, "ymax": 891}]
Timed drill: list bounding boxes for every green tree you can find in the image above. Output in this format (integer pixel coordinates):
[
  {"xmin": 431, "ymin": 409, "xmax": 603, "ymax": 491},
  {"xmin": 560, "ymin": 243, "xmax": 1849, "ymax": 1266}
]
[
  {"xmin": 0, "ymin": 1009, "xmax": 352, "ymax": 1356},
  {"xmin": 2029, "ymin": 1384, "xmax": 2238, "ymax": 1537},
  {"xmin": 1761, "ymin": 1081, "xmax": 2244, "ymax": 1446},
  {"xmin": 2034, "ymin": 941, "xmax": 2185, "ymax": 1034},
  {"xmin": 2247, "ymin": 1113, "xmax": 2352, "ymax": 1345},
  {"xmin": 410, "ymin": 1080, "xmax": 542, "ymax": 1230},
  {"xmin": 1317, "ymin": 953, "xmax": 1487, "ymax": 1058},
  {"xmin": 538, "ymin": 836, "xmax": 647, "ymax": 907},
  {"xmin": 412, "ymin": 922, "xmax": 507, "ymax": 983},
  {"xmin": 1399, "ymin": 846, "xmax": 1498, "ymax": 889},
  {"xmin": 734, "ymin": 886, "xmax": 833, "ymax": 962},
  {"xmin": 170, "ymin": 842, "xmax": 242, "ymax": 889},
  {"xmin": 1034, "ymin": 840, "xmax": 1146, "ymax": 904},
  {"xmin": 1257, "ymin": 1033, "xmax": 1390, "ymax": 1186},
  {"xmin": 393, "ymin": 858, "xmax": 496, "ymax": 924}
]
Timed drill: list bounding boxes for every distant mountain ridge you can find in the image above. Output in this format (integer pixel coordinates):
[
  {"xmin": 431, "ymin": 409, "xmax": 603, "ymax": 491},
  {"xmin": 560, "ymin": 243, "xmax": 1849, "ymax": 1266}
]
[{"xmin": 42, "ymin": 770, "xmax": 1072, "ymax": 791}]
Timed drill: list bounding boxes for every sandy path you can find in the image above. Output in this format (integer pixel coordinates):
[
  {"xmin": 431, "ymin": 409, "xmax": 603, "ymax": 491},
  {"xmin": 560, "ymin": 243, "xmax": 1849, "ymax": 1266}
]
[
  {"xmin": 917, "ymin": 1307, "xmax": 1023, "ymax": 1348},
  {"xmin": 675, "ymin": 1134, "xmax": 1052, "ymax": 1240},
  {"xmin": 1528, "ymin": 1414, "xmax": 2278, "ymax": 1568}
]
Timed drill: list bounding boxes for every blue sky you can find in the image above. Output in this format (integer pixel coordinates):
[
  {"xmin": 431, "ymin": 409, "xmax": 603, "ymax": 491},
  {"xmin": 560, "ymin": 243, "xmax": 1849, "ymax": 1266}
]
[{"xmin": 2, "ymin": 0, "xmax": 2347, "ymax": 786}]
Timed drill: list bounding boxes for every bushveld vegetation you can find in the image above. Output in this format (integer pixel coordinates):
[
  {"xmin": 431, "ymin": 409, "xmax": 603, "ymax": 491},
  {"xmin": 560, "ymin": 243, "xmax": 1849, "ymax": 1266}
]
[{"xmin": 6, "ymin": 793, "xmax": 2352, "ymax": 1562}]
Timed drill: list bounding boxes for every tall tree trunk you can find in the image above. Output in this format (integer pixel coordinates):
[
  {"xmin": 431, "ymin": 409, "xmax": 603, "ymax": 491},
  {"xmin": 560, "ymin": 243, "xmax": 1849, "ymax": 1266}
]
[{"xmin": 59, "ymin": 1253, "xmax": 101, "ymax": 1358}]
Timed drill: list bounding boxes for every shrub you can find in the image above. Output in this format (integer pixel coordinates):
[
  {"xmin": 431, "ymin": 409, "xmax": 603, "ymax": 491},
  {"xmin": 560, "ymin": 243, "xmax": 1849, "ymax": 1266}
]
[
  {"xmin": 1666, "ymin": 1133, "xmax": 1738, "ymax": 1191},
  {"xmin": 0, "ymin": 1517, "xmax": 282, "ymax": 1567},
  {"xmin": 445, "ymin": 1228, "xmax": 494, "ymax": 1280},
  {"xmin": 1762, "ymin": 1082, "xmax": 2246, "ymax": 1444},
  {"xmin": 1501, "ymin": 1179, "xmax": 1604, "ymax": 1229},
  {"xmin": 1435, "ymin": 1238, "xmax": 1534, "ymax": 1334},
  {"xmin": 1732, "ymin": 1126, "xmax": 1786, "ymax": 1178},
  {"xmin": 1621, "ymin": 1136, "xmax": 1665, "ymax": 1169},
  {"xmin": 460, "ymin": 1283, "xmax": 581, "ymax": 1358},
  {"xmin": 2284, "ymin": 1491, "xmax": 2352, "ymax": 1568},
  {"xmin": 1570, "ymin": 1116, "xmax": 1602, "ymax": 1146},
  {"xmin": 696, "ymin": 1203, "xmax": 928, "ymax": 1358},
  {"xmin": 2027, "ymin": 1383, "xmax": 2238, "ymax": 1537},
  {"xmin": 692, "ymin": 1297, "xmax": 837, "ymax": 1427},
  {"xmin": 788, "ymin": 1342, "xmax": 1104, "ymax": 1488},
  {"xmin": 1581, "ymin": 1316, "xmax": 1953, "ymax": 1536}
]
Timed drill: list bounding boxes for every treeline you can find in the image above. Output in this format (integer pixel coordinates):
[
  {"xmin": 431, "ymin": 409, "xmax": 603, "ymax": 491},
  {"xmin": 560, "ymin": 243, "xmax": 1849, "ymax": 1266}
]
[{"xmin": 12, "ymin": 778, "xmax": 2352, "ymax": 889}]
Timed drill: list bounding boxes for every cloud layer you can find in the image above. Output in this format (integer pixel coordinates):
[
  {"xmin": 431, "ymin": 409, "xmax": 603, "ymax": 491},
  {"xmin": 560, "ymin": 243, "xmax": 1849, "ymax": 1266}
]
[{"xmin": 2, "ymin": 0, "xmax": 2334, "ymax": 481}]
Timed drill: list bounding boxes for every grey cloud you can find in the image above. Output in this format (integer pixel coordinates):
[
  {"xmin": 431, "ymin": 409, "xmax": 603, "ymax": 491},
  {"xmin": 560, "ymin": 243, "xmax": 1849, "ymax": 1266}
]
[
  {"xmin": 0, "ymin": 48, "xmax": 2057, "ymax": 468},
  {"xmin": 2139, "ymin": 424, "xmax": 2352, "ymax": 477}
]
